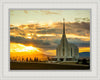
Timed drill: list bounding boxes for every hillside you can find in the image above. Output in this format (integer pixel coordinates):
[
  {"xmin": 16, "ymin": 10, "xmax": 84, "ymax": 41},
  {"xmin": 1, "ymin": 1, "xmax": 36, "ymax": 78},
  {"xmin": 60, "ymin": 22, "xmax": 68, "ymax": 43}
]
[{"xmin": 79, "ymin": 52, "xmax": 90, "ymax": 58}]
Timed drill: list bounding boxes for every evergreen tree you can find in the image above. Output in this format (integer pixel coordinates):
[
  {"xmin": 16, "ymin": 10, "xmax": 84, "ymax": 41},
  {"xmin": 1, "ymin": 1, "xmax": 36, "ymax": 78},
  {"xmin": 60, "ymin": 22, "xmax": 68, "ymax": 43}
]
[
  {"xmin": 37, "ymin": 57, "xmax": 38, "ymax": 62},
  {"xmin": 22, "ymin": 57, "xmax": 24, "ymax": 62},
  {"xmin": 34, "ymin": 57, "xmax": 36, "ymax": 62},
  {"xmin": 26, "ymin": 57, "xmax": 28, "ymax": 62},
  {"xmin": 82, "ymin": 59, "xmax": 87, "ymax": 64}
]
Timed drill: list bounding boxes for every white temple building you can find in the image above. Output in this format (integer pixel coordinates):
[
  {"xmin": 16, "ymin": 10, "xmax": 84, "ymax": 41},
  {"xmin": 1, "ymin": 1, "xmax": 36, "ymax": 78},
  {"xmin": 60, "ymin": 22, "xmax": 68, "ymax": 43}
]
[{"xmin": 56, "ymin": 18, "xmax": 79, "ymax": 62}]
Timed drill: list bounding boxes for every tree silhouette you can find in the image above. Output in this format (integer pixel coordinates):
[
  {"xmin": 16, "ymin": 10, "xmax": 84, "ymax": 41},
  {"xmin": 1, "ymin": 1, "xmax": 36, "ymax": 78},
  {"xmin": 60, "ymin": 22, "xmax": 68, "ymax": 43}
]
[
  {"xmin": 82, "ymin": 59, "xmax": 87, "ymax": 64},
  {"xmin": 47, "ymin": 57, "xmax": 50, "ymax": 61},
  {"xmin": 76, "ymin": 59, "xmax": 80, "ymax": 64},
  {"xmin": 22, "ymin": 57, "xmax": 24, "ymax": 62},
  {"xmin": 26, "ymin": 57, "xmax": 28, "ymax": 62},
  {"xmin": 34, "ymin": 57, "xmax": 36, "ymax": 62},
  {"xmin": 36, "ymin": 57, "xmax": 38, "ymax": 62},
  {"xmin": 34, "ymin": 57, "xmax": 38, "ymax": 62},
  {"xmin": 29, "ymin": 58, "xmax": 33, "ymax": 62}
]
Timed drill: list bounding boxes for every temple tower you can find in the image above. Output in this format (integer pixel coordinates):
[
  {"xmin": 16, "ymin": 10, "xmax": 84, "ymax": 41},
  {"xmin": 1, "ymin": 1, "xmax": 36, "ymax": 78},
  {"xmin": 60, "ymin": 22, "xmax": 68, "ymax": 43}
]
[{"xmin": 56, "ymin": 19, "xmax": 79, "ymax": 62}]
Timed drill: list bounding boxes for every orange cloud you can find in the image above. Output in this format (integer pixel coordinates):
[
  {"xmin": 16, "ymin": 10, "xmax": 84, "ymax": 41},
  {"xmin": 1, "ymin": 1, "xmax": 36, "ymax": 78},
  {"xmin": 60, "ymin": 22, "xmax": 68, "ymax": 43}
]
[
  {"xmin": 46, "ymin": 50, "xmax": 56, "ymax": 56},
  {"xmin": 79, "ymin": 47, "xmax": 90, "ymax": 53},
  {"xmin": 24, "ymin": 10, "xmax": 28, "ymax": 14}
]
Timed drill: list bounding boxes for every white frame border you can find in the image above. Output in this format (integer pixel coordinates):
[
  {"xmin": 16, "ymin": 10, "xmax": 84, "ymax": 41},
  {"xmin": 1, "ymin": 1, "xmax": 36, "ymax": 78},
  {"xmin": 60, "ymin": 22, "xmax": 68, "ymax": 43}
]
[{"xmin": 0, "ymin": 0, "xmax": 100, "ymax": 80}]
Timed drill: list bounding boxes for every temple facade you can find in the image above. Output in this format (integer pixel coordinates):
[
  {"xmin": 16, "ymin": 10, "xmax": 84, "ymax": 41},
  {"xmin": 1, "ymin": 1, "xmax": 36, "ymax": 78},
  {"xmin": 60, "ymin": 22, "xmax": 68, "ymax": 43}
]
[{"xmin": 56, "ymin": 19, "xmax": 79, "ymax": 62}]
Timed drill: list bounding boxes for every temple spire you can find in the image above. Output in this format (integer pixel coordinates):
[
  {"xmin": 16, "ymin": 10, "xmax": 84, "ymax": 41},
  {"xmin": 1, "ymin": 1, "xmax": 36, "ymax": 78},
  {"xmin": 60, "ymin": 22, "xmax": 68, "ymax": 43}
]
[{"xmin": 63, "ymin": 18, "xmax": 65, "ymax": 35}]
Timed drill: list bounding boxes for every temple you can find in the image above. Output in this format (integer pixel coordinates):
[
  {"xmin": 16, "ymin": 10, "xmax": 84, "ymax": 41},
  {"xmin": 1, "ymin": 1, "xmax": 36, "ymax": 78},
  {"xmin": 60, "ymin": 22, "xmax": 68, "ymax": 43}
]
[{"xmin": 56, "ymin": 18, "xmax": 79, "ymax": 62}]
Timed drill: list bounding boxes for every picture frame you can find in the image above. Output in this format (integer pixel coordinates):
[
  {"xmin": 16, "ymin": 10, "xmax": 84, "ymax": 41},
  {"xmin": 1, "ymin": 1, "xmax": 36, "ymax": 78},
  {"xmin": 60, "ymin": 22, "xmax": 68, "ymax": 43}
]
[{"xmin": 0, "ymin": 0, "xmax": 100, "ymax": 80}]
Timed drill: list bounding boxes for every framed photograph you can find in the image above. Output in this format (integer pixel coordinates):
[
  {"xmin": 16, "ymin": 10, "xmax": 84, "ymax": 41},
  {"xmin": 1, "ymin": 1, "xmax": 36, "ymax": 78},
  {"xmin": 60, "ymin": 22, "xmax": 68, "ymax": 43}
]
[{"xmin": 0, "ymin": 0, "xmax": 100, "ymax": 80}]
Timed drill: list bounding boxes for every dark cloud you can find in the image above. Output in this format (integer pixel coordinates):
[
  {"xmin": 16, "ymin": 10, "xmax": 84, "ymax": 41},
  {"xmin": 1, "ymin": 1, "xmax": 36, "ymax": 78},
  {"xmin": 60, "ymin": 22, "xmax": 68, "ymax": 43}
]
[
  {"xmin": 67, "ymin": 38, "xmax": 90, "ymax": 47},
  {"xmin": 77, "ymin": 42, "xmax": 90, "ymax": 47},
  {"xmin": 35, "ymin": 22, "xmax": 90, "ymax": 37},
  {"xmin": 70, "ymin": 22, "xmax": 90, "ymax": 30},
  {"xmin": 54, "ymin": 22, "xmax": 90, "ymax": 36},
  {"xmin": 10, "ymin": 21, "xmax": 90, "ymax": 37},
  {"xmin": 36, "ymin": 27, "xmax": 47, "ymax": 30},
  {"xmin": 10, "ymin": 27, "xmax": 25, "ymax": 36},
  {"xmin": 74, "ymin": 17, "xmax": 90, "ymax": 22},
  {"xmin": 10, "ymin": 36, "xmax": 57, "ymax": 50},
  {"xmin": 10, "ymin": 21, "xmax": 90, "ymax": 50},
  {"xmin": 53, "ymin": 39, "xmax": 60, "ymax": 44},
  {"xmin": 10, "ymin": 36, "xmax": 31, "ymax": 44},
  {"xmin": 10, "ymin": 35, "xmax": 90, "ymax": 52},
  {"xmin": 37, "ymin": 28, "xmax": 57, "ymax": 34},
  {"xmin": 10, "ymin": 27, "xmax": 19, "ymax": 30},
  {"xmin": 27, "ymin": 24, "xmax": 35, "ymax": 28}
]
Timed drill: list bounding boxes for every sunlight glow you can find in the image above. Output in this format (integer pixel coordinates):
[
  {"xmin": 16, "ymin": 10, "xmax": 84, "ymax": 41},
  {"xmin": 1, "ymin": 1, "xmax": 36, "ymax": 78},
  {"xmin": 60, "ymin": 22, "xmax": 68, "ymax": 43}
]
[
  {"xmin": 37, "ymin": 34, "xmax": 56, "ymax": 37},
  {"xmin": 48, "ymin": 20, "xmax": 53, "ymax": 26},
  {"xmin": 10, "ymin": 43, "xmax": 48, "ymax": 61},
  {"xmin": 27, "ymin": 33, "xmax": 31, "ymax": 36},
  {"xmin": 27, "ymin": 36, "xmax": 32, "ymax": 39},
  {"xmin": 10, "ymin": 43, "xmax": 40, "ymax": 52}
]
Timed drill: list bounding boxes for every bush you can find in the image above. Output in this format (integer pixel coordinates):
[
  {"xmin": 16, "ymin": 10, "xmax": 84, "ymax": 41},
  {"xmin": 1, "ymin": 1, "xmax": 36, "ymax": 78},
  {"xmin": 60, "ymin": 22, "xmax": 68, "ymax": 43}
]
[
  {"xmin": 76, "ymin": 59, "xmax": 80, "ymax": 64},
  {"xmin": 82, "ymin": 59, "xmax": 87, "ymax": 64}
]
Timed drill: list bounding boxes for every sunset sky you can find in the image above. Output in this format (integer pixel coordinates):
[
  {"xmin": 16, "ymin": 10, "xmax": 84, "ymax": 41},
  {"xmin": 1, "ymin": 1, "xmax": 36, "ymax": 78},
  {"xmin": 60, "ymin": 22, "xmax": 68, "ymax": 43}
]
[{"xmin": 10, "ymin": 10, "xmax": 90, "ymax": 61}]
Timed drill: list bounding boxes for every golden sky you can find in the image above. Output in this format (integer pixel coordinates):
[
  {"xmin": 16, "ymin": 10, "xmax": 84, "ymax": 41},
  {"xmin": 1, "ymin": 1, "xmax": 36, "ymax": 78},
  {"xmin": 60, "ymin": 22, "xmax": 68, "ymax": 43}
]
[{"xmin": 10, "ymin": 10, "xmax": 90, "ymax": 61}]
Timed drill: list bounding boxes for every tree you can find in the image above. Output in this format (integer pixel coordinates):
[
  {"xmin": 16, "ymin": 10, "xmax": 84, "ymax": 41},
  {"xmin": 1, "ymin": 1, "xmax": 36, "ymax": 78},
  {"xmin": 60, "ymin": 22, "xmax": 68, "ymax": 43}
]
[
  {"xmin": 76, "ymin": 59, "xmax": 80, "ymax": 64},
  {"xmin": 30, "ymin": 58, "xmax": 33, "ymax": 62},
  {"xmin": 22, "ymin": 57, "xmax": 24, "ymax": 62},
  {"xmin": 82, "ymin": 59, "xmax": 87, "ymax": 64},
  {"xmin": 47, "ymin": 57, "xmax": 50, "ymax": 61},
  {"xmin": 34, "ymin": 57, "xmax": 38, "ymax": 62},
  {"xmin": 36, "ymin": 57, "xmax": 38, "ymax": 62},
  {"xmin": 26, "ymin": 57, "xmax": 28, "ymax": 62},
  {"xmin": 34, "ymin": 57, "xmax": 36, "ymax": 62}
]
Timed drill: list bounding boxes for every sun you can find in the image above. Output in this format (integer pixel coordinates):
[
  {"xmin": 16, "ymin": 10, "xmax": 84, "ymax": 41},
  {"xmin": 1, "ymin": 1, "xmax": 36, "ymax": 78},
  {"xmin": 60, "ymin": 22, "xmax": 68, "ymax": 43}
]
[
  {"xmin": 48, "ymin": 20, "xmax": 53, "ymax": 26},
  {"xmin": 25, "ymin": 46, "xmax": 33, "ymax": 50}
]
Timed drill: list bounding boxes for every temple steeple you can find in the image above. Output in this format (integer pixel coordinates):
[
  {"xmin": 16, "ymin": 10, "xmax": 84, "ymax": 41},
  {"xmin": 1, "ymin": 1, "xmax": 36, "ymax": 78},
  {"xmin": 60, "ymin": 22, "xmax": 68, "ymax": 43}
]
[
  {"xmin": 63, "ymin": 18, "xmax": 65, "ymax": 36},
  {"xmin": 62, "ymin": 18, "xmax": 66, "ymax": 56},
  {"xmin": 56, "ymin": 19, "xmax": 79, "ymax": 62}
]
